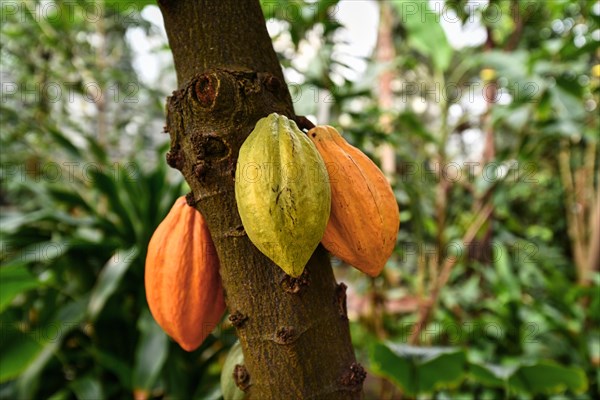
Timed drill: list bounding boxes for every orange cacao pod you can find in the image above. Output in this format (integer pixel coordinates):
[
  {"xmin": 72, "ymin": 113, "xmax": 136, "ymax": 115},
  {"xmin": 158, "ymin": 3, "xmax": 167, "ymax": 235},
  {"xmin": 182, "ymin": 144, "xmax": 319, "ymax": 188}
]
[
  {"xmin": 145, "ymin": 196, "xmax": 225, "ymax": 351},
  {"xmin": 308, "ymin": 125, "xmax": 400, "ymax": 277}
]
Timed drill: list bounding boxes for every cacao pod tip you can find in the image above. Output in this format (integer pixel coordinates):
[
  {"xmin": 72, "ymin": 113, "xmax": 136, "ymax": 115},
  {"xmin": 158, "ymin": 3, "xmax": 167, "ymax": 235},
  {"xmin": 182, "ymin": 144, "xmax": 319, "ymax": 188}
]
[
  {"xmin": 177, "ymin": 339, "xmax": 201, "ymax": 352},
  {"xmin": 133, "ymin": 389, "xmax": 149, "ymax": 400}
]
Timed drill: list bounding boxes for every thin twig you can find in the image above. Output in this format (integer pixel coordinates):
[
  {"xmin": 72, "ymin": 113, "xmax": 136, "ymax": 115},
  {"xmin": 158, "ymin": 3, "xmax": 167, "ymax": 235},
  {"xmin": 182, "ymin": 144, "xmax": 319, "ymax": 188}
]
[
  {"xmin": 409, "ymin": 202, "xmax": 494, "ymax": 344},
  {"xmin": 558, "ymin": 142, "xmax": 588, "ymax": 283}
]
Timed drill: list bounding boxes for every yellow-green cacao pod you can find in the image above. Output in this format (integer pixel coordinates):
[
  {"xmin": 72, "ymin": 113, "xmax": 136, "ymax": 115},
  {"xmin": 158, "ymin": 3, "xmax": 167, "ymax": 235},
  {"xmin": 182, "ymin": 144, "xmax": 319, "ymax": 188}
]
[{"xmin": 235, "ymin": 113, "xmax": 331, "ymax": 277}]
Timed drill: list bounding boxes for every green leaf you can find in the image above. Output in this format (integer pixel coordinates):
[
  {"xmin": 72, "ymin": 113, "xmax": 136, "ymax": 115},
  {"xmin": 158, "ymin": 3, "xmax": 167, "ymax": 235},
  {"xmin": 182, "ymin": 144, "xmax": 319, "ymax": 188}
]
[
  {"xmin": 88, "ymin": 247, "xmax": 138, "ymax": 320},
  {"xmin": 0, "ymin": 323, "xmax": 45, "ymax": 383},
  {"xmin": 1, "ymin": 240, "xmax": 70, "ymax": 270},
  {"xmin": 494, "ymin": 243, "xmax": 521, "ymax": 301},
  {"xmin": 47, "ymin": 389, "xmax": 71, "ymax": 400},
  {"xmin": 221, "ymin": 341, "xmax": 246, "ymax": 400},
  {"xmin": 46, "ymin": 127, "xmax": 82, "ymax": 159},
  {"xmin": 369, "ymin": 343, "xmax": 467, "ymax": 396},
  {"xmin": 397, "ymin": 112, "xmax": 437, "ymax": 143},
  {"xmin": 90, "ymin": 349, "xmax": 132, "ymax": 390},
  {"xmin": 370, "ymin": 342, "xmax": 415, "ymax": 392},
  {"xmin": 46, "ymin": 185, "xmax": 94, "ymax": 213},
  {"xmin": 479, "ymin": 51, "xmax": 529, "ymax": 82},
  {"xmin": 83, "ymin": 135, "xmax": 109, "ymax": 164},
  {"xmin": 0, "ymin": 210, "xmax": 56, "ymax": 235},
  {"xmin": 415, "ymin": 347, "xmax": 467, "ymax": 392},
  {"xmin": 0, "ymin": 263, "xmax": 41, "ymax": 312},
  {"xmin": 509, "ymin": 361, "xmax": 588, "ymax": 395},
  {"xmin": 468, "ymin": 362, "xmax": 515, "ymax": 387},
  {"xmin": 15, "ymin": 298, "xmax": 88, "ymax": 398},
  {"xmin": 132, "ymin": 310, "xmax": 168, "ymax": 393},
  {"xmin": 115, "ymin": 163, "xmax": 146, "ymax": 243},
  {"xmin": 549, "ymin": 85, "xmax": 586, "ymax": 121},
  {"xmin": 89, "ymin": 170, "xmax": 136, "ymax": 241},
  {"xmin": 105, "ymin": 0, "xmax": 155, "ymax": 11},
  {"xmin": 494, "ymin": 243, "xmax": 520, "ymax": 300},
  {"xmin": 70, "ymin": 376, "xmax": 103, "ymax": 400},
  {"xmin": 469, "ymin": 360, "xmax": 588, "ymax": 395},
  {"xmin": 393, "ymin": 0, "xmax": 452, "ymax": 71}
]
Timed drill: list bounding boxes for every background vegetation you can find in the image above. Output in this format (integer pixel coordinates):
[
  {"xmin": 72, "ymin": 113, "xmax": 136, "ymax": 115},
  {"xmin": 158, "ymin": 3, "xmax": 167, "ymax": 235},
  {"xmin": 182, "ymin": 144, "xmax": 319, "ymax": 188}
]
[{"xmin": 1, "ymin": 0, "xmax": 598, "ymax": 398}]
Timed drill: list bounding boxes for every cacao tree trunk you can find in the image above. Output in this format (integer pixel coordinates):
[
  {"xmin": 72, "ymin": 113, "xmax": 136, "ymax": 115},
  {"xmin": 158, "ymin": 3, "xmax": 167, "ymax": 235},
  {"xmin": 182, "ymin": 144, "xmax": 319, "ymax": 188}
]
[{"xmin": 156, "ymin": 1, "xmax": 363, "ymax": 398}]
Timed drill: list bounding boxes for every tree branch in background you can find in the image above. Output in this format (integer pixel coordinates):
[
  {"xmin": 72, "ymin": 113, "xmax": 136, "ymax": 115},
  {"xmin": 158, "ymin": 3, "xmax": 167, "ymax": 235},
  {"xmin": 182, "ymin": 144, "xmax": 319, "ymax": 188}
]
[
  {"xmin": 505, "ymin": 0, "xmax": 525, "ymax": 52},
  {"xmin": 558, "ymin": 141, "xmax": 597, "ymax": 286},
  {"xmin": 410, "ymin": 201, "xmax": 494, "ymax": 344},
  {"xmin": 376, "ymin": 0, "xmax": 396, "ymax": 180},
  {"xmin": 588, "ymin": 193, "xmax": 600, "ymax": 278}
]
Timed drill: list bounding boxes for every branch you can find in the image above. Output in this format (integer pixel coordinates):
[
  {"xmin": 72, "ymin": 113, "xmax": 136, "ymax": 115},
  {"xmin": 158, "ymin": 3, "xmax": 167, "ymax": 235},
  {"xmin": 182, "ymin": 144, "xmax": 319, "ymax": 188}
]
[
  {"xmin": 409, "ymin": 201, "xmax": 494, "ymax": 344},
  {"xmin": 558, "ymin": 142, "xmax": 588, "ymax": 284}
]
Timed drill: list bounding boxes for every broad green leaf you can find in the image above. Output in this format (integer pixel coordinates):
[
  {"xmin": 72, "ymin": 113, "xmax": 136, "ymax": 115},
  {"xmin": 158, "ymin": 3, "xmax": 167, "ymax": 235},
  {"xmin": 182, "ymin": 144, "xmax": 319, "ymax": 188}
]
[
  {"xmin": 83, "ymin": 133, "xmax": 109, "ymax": 164},
  {"xmin": 15, "ymin": 343, "xmax": 56, "ymax": 398},
  {"xmin": 0, "ymin": 323, "xmax": 45, "ymax": 383},
  {"xmin": 88, "ymin": 247, "xmax": 138, "ymax": 319},
  {"xmin": 469, "ymin": 360, "xmax": 588, "ymax": 395},
  {"xmin": 370, "ymin": 343, "xmax": 416, "ymax": 392},
  {"xmin": 393, "ymin": 0, "xmax": 452, "ymax": 71},
  {"xmin": 369, "ymin": 343, "xmax": 467, "ymax": 396},
  {"xmin": 47, "ymin": 389, "xmax": 71, "ymax": 400},
  {"xmin": 0, "ymin": 210, "xmax": 56, "ymax": 234},
  {"xmin": 468, "ymin": 362, "xmax": 515, "ymax": 387},
  {"xmin": 46, "ymin": 127, "xmax": 82, "ymax": 159},
  {"xmin": 200, "ymin": 385, "xmax": 227, "ymax": 400},
  {"xmin": 46, "ymin": 185, "xmax": 94, "ymax": 213},
  {"xmin": 509, "ymin": 361, "xmax": 588, "ymax": 395},
  {"xmin": 0, "ymin": 263, "xmax": 41, "ymax": 312},
  {"xmin": 54, "ymin": 298, "xmax": 88, "ymax": 328},
  {"xmin": 90, "ymin": 349, "xmax": 132, "ymax": 389},
  {"xmin": 494, "ymin": 244, "xmax": 520, "ymax": 300},
  {"xmin": 115, "ymin": 163, "xmax": 146, "ymax": 243},
  {"xmin": 397, "ymin": 112, "xmax": 437, "ymax": 143},
  {"xmin": 89, "ymin": 170, "xmax": 136, "ymax": 241},
  {"xmin": 415, "ymin": 347, "xmax": 467, "ymax": 392},
  {"xmin": 479, "ymin": 51, "xmax": 529, "ymax": 82},
  {"xmin": 1, "ymin": 298, "xmax": 87, "ymax": 386},
  {"xmin": 132, "ymin": 310, "xmax": 168, "ymax": 393},
  {"xmin": 1, "ymin": 240, "xmax": 69, "ymax": 269},
  {"xmin": 70, "ymin": 376, "xmax": 103, "ymax": 400},
  {"xmin": 15, "ymin": 298, "xmax": 88, "ymax": 398},
  {"xmin": 549, "ymin": 85, "xmax": 586, "ymax": 121}
]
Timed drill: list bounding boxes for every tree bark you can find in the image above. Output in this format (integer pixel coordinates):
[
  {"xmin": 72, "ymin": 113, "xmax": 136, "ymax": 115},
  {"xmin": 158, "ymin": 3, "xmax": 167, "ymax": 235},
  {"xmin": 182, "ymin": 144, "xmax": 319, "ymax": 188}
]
[{"xmin": 157, "ymin": 1, "xmax": 362, "ymax": 398}]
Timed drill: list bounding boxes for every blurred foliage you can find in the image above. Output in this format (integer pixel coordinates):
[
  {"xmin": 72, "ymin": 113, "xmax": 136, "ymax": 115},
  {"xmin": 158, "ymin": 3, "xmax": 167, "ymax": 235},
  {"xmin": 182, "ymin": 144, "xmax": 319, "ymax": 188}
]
[{"xmin": 1, "ymin": 0, "xmax": 599, "ymax": 399}]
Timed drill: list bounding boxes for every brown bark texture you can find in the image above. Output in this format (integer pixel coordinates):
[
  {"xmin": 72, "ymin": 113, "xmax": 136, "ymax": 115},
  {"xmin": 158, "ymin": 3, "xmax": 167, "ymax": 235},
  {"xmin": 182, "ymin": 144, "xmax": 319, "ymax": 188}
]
[{"xmin": 157, "ymin": 1, "xmax": 363, "ymax": 398}]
